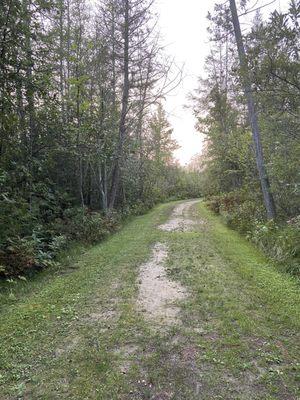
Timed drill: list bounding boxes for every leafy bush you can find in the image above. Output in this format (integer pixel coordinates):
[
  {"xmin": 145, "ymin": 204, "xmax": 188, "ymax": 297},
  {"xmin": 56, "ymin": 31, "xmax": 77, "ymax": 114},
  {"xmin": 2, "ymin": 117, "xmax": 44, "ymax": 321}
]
[
  {"xmin": 0, "ymin": 233, "xmax": 63, "ymax": 277},
  {"xmin": 59, "ymin": 208, "xmax": 121, "ymax": 244},
  {"xmin": 128, "ymin": 199, "xmax": 157, "ymax": 216},
  {"xmin": 0, "ymin": 196, "xmax": 122, "ymax": 276},
  {"xmin": 206, "ymin": 195, "xmax": 222, "ymax": 214},
  {"xmin": 207, "ymin": 192, "xmax": 258, "ymax": 233},
  {"xmin": 0, "ymin": 236, "xmax": 38, "ymax": 276},
  {"xmin": 206, "ymin": 192, "xmax": 243, "ymax": 214},
  {"xmin": 206, "ymin": 191, "xmax": 300, "ymax": 277},
  {"xmin": 0, "ymin": 196, "xmax": 36, "ymax": 243},
  {"xmin": 251, "ymin": 217, "xmax": 300, "ymax": 276}
]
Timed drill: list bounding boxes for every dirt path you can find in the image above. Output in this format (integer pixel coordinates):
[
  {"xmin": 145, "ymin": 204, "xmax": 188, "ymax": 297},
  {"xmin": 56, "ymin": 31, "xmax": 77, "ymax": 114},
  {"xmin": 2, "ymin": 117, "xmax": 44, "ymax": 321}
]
[
  {"xmin": 136, "ymin": 201, "xmax": 199, "ymax": 329},
  {"xmin": 137, "ymin": 242, "xmax": 187, "ymax": 328},
  {"xmin": 1, "ymin": 200, "xmax": 299, "ymax": 399},
  {"xmin": 159, "ymin": 199, "xmax": 199, "ymax": 232},
  {"xmin": 132, "ymin": 200, "xmax": 300, "ymax": 399}
]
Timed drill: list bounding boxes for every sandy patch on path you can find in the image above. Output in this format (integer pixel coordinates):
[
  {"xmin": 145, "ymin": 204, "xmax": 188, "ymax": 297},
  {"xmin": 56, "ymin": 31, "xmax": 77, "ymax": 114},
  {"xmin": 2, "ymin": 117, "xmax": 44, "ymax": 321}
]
[
  {"xmin": 159, "ymin": 200, "xmax": 199, "ymax": 232},
  {"xmin": 137, "ymin": 243, "xmax": 187, "ymax": 327}
]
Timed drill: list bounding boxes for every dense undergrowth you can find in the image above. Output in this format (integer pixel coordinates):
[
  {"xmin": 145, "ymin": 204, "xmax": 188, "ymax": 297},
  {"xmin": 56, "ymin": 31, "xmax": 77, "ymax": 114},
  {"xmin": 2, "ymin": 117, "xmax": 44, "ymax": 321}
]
[
  {"xmin": 0, "ymin": 202, "xmax": 120, "ymax": 277},
  {"xmin": 206, "ymin": 192, "xmax": 300, "ymax": 277},
  {"xmin": 0, "ymin": 177, "xmax": 200, "ymax": 277}
]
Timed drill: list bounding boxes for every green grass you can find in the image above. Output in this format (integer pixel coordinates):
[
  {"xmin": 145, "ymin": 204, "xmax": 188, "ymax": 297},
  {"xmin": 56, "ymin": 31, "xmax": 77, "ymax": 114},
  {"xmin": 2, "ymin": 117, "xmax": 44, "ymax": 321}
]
[
  {"xmin": 0, "ymin": 200, "xmax": 299, "ymax": 399},
  {"xmin": 0, "ymin": 203, "xmax": 170, "ymax": 399},
  {"xmin": 160, "ymin": 202, "xmax": 300, "ymax": 399}
]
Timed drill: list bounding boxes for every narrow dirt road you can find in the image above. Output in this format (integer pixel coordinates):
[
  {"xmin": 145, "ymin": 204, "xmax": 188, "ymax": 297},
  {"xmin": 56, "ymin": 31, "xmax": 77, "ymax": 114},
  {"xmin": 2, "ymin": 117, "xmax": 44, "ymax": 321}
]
[
  {"xmin": 1, "ymin": 201, "xmax": 299, "ymax": 399},
  {"xmin": 137, "ymin": 242, "xmax": 187, "ymax": 328},
  {"xmin": 158, "ymin": 200, "xmax": 199, "ymax": 232}
]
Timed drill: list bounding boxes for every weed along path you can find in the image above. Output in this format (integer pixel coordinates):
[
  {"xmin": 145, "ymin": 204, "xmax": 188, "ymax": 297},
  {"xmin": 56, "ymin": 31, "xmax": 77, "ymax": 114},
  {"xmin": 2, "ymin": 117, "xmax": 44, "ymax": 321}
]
[{"xmin": 0, "ymin": 201, "xmax": 300, "ymax": 399}]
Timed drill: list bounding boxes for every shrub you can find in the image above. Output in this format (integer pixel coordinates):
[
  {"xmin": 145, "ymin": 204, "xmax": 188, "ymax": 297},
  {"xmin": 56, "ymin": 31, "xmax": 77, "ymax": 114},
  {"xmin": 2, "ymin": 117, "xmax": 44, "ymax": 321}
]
[
  {"xmin": 207, "ymin": 192, "xmax": 244, "ymax": 215},
  {"xmin": 251, "ymin": 217, "xmax": 300, "ymax": 276},
  {"xmin": 0, "ymin": 201, "xmax": 122, "ymax": 276},
  {"xmin": 60, "ymin": 208, "xmax": 121, "ymax": 244},
  {"xmin": 128, "ymin": 199, "xmax": 156, "ymax": 216},
  {"xmin": 206, "ymin": 195, "xmax": 222, "ymax": 214},
  {"xmin": 0, "ymin": 233, "xmax": 61, "ymax": 277},
  {"xmin": 0, "ymin": 236, "xmax": 38, "ymax": 276},
  {"xmin": 0, "ymin": 206, "xmax": 122, "ymax": 276},
  {"xmin": 206, "ymin": 191, "xmax": 300, "ymax": 277}
]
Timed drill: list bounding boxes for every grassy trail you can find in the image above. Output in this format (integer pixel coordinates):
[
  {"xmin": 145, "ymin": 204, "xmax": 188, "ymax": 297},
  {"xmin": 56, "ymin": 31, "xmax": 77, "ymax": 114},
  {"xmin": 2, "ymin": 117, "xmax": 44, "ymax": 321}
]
[{"xmin": 0, "ymin": 201, "xmax": 299, "ymax": 399}]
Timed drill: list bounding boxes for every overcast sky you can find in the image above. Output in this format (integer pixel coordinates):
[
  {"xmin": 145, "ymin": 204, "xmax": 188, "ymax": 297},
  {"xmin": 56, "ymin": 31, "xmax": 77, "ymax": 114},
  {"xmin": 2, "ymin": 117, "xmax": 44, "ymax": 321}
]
[{"xmin": 155, "ymin": 0, "xmax": 289, "ymax": 165}]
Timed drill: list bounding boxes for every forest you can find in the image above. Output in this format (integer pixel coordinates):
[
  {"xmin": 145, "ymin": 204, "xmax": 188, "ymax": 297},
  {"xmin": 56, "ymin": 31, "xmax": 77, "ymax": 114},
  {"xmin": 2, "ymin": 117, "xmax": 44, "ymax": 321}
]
[
  {"xmin": 0, "ymin": 0, "xmax": 201, "ymax": 277},
  {"xmin": 190, "ymin": 0, "xmax": 299, "ymax": 276},
  {"xmin": 0, "ymin": 0, "xmax": 299, "ymax": 279},
  {"xmin": 1, "ymin": 0, "xmax": 300, "ymax": 398}
]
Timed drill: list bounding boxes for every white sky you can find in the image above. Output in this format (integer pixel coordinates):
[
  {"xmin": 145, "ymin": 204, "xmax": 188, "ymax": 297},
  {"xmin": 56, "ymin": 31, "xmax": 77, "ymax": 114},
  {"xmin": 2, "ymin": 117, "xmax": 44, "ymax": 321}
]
[
  {"xmin": 155, "ymin": 0, "xmax": 216, "ymax": 165},
  {"xmin": 155, "ymin": 0, "xmax": 289, "ymax": 165}
]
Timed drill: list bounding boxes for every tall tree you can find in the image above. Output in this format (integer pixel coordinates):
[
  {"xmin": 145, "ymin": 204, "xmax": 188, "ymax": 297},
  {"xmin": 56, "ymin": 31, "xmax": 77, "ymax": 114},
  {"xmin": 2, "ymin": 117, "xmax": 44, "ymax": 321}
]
[
  {"xmin": 229, "ymin": 0, "xmax": 276, "ymax": 219},
  {"xmin": 108, "ymin": 0, "xmax": 130, "ymax": 209}
]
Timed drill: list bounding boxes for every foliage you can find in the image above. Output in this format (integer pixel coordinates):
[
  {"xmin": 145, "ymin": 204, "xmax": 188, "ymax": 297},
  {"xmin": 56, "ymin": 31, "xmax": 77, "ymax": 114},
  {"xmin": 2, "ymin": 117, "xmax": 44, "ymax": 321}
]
[
  {"xmin": 206, "ymin": 192, "xmax": 300, "ymax": 276},
  {"xmin": 0, "ymin": 0, "xmax": 197, "ymax": 277},
  {"xmin": 0, "ymin": 234, "xmax": 63, "ymax": 277},
  {"xmin": 251, "ymin": 217, "xmax": 300, "ymax": 276},
  {"xmin": 60, "ymin": 208, "xmax": 121, "ymax": 244},
  {"xmin": 191, "ymin": 1, "xmax": 299, "ymax": 276}
]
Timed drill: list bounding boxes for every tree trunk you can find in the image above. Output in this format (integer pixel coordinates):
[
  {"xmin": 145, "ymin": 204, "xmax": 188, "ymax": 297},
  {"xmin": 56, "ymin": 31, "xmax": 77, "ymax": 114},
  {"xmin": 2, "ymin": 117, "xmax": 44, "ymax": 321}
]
[
  {"xmin": 108, "ymin": 0, "xmax": 130, "ymax": 210},
  {"xmin": 229, "ymin": 0, "xmax": 276, "ymax": 219},
  {"xmin": 59, "ymin": 0, "xmax": 65, "ymax": 123},
  {"xmin": 66, "ymin": 0, "xmax": 71, "ymax": 123},
  {"xmin": 98, "ymin": 162, "xmax": 108, "ymax": 212},
  {"xmin": 24, "ymin": 0, "xmax": 36, "ymax": 211}
]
